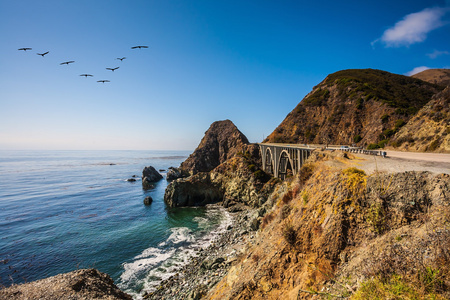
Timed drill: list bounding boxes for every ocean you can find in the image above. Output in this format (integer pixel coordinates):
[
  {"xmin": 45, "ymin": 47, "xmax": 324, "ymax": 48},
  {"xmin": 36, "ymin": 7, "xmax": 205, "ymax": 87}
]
[{"xmin": 0, "ymin": 150, "xmax": 231, "ymax": 298}]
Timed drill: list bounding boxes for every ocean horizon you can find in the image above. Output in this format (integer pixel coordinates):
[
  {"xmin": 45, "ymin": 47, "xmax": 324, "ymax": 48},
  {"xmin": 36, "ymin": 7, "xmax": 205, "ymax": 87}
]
[{"xmin": 0, "ymin": 150, "xmax": 231, "ymax": 298}]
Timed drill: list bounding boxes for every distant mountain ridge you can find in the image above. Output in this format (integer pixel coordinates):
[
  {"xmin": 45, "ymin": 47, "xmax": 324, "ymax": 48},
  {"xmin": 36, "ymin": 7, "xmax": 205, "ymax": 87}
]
[
  {"xmin": 264, "ymin": 68, "xmax": 447, "ymax": 151},
  {"xmin": 412, "ymin": 68, "xmax": 450, "ymax": 86}
]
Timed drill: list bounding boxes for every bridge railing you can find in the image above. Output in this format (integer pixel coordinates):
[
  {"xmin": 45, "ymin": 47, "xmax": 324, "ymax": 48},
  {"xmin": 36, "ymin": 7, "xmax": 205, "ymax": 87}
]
[{"xmin": 339, "ymin": 147, "xmax": 386, "ymax": 157}]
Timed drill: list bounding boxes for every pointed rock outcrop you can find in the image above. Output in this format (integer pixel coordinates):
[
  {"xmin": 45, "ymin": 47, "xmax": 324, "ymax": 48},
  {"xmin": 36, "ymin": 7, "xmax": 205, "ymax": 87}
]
[{"xmin": 180, "ymin": 120, "xmax": 250, "ymax": 175}]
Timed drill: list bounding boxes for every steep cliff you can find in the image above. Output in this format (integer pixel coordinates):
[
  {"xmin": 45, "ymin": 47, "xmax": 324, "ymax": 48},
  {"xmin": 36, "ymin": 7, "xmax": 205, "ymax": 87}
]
[
  {"xmin": 180, "ymin": 120, "xmax": 250, "ymax": 175},
  {"xmin": 206, "ymin": 152, "xmax": 450, "ymax": 300},
  {"xmin": 165, "ymin": 121, "xmax": 275, "ymax": 209},
  {"xmin": 264, "ymin": 69, "xmax": 442, "ymax": 148}
]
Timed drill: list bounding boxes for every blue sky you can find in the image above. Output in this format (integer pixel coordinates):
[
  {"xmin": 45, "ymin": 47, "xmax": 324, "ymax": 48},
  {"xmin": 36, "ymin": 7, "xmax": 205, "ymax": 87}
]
[{"xmin": 1, "ymin": 0, "xmax": 449, "ymax": 150}]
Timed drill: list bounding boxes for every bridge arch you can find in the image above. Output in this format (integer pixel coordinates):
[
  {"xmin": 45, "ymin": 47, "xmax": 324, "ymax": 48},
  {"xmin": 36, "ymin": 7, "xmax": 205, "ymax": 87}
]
[
  {"xmin": 278, "ymin": 150, "xmax": 293, "ymax": 180},
  {"xmin": 258, "ymin": 143, "xmax": 312, "ymax": 179},
  {"xmin": 264, "ymin": 147, "xmax": 274, "ymax": 175}
]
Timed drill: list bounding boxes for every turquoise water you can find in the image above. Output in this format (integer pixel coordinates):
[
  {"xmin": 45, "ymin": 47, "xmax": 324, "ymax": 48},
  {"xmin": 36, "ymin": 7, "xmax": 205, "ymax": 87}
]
[{"xmin": 0, "ymin": 151, "xmax": 230, "ymax": 297}]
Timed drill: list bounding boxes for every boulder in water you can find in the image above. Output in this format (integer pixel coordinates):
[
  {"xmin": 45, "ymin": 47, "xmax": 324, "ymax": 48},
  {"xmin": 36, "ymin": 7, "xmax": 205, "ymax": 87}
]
[
  {"xmin": 144, "ymin": 196, "xmax": 153, "ymax": 205},
  {"xmin": 142, "ymin": 166, "xmax": 163, "ymax": 190}
]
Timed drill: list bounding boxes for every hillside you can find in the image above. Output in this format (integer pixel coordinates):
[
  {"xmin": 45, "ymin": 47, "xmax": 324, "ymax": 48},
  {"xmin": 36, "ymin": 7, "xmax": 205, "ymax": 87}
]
[
  {"xmin": 207, "ymin": 152, "xmax": 450, "ymax": 300},
  {"xmin": 412, "ymin": 68, "xmax": 450, "ymax": 86},
  {"xmin": 389, "ymin": 87, "xmax": 450, "ymax": 152},
  {"xmin": 264, "ymin": 69, "xmax": 443, "ymax": 149}
]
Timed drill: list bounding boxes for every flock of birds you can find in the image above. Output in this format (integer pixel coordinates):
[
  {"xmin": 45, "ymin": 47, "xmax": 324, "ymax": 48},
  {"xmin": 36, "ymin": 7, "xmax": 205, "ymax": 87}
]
[{"xmin": 17, "ymin": 46, "xmax": 149, "ymax": 83}]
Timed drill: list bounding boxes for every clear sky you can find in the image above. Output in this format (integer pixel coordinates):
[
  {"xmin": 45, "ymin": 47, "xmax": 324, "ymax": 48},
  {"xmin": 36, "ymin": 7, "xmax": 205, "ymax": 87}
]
[{"xmin": 1, "ymin": 0, "xmax": 449, "ymax": 150}]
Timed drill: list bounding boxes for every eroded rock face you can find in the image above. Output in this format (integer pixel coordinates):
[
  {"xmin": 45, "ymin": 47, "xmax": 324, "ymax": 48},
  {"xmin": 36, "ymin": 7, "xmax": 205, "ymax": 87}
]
[
  {"xmin": 164, "ymin": 120, "xmax": 275, "ymax": 209},
  {"xmin": 164, "ymin": 173, "xmax": 223, "ymax": 207},
  {"xmin": 180, "ymin": 120, "xmax": 250, "ymax": 175},
  {"xmin": 164, "ymin": 144, "xmax": 274, "ymax": 208},
  {"xmin": 166, "ymin": 167, "xmax": 188, "ymax": 181},
  {"xmin": 0, "ymin": 268, "xmax": 131, "ymax": 300}
]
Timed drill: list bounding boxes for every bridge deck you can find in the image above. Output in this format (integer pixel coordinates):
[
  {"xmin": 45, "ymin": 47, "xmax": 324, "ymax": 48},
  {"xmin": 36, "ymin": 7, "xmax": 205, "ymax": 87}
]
[{"xmin": 258, "ymin": 143, "xmax": 384, "ymax": 179}]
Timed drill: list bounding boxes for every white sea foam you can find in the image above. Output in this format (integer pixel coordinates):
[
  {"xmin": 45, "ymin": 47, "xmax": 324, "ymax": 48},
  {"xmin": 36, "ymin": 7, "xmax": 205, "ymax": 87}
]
[
  {"xmin": 166, "ymin": 227, "xmax": 195, "ymax": 245},
  {"xmin": 119, "ymin": 205, "xmax": 232, "ymax": 298},
  {"xmin": 120, "ymin": 248, "xmax": 175, "ymax": 283}
]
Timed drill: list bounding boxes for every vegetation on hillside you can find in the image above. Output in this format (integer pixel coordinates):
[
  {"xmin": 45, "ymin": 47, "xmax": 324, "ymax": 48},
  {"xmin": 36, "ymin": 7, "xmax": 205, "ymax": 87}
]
[
  {"xmin": 265, "ymin": 69, "xmax": 444, "ymax": 149},
  {"xmin": 207, "ymin": 151, "xmax": 450, "ymax": 300},
  {"xmin": 305, "ymin": 69, "xmax": 441, "ymax": 114}
]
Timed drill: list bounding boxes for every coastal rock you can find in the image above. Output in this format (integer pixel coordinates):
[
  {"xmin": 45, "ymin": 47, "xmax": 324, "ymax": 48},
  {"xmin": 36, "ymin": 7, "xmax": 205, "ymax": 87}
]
[
  {"xmin": 164, "ymin": 173, "xmax": 223, "ymax": 207},
  {"xmin": 0, "ymin": 268, "xmax": 132, "ymax": 300},
  {"xmin": 166, "ymin": 167, "xmax": 188, "ymax": 181},
  {"xmin": 142, "ymin": 166, "xmax": 163, "ymax": 182},
  {"xmin": 163, "ymin": 120, "xmax": 276, "ymax": 209},
  {"xmin": 144, "ymin": 196, "xmax": 153, "ymax": 205},
  {"xmin": 142, "ymin": 166, "xmax": 163, "ymax": 190},
  {"xmin": 126, "ymin": 178, "xmax": 137, "ymax": 182},
  {"xmin": 180, "ymin": 120, "xmax": 250, "ymax": 175}
]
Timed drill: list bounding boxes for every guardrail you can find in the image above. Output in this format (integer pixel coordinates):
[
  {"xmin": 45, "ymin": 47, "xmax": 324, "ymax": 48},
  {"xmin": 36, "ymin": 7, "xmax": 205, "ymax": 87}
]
[{"xmin": 339, "ymin": 147, "xmax": 386, "ymax": 157}]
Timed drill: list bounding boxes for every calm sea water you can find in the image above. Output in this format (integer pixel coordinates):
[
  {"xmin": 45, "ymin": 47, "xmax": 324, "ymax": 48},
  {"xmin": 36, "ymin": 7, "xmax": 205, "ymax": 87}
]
[{"xmin": 0, "ymin": 150, "xmax": 231, "ymax": 298}]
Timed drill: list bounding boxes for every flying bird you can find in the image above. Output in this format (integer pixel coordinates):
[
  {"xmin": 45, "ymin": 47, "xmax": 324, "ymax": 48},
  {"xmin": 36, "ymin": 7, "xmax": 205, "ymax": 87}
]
[
  {"xmin": 80, "ymin": 74, "xmax": 93, "ymax": 77},
  {"xmin": 106, "ymin": 67, "xmax": 119, "ymax": 72},
  {"xmin": 18, "ymin": 48, "xmax": 32, "ymax": 51},
  {"xmin": 60, "ymin": 61, "xmax": 75, "ymax": 65},
  {"xmin": 116, "ymin": 57, "xmax": 126, "ymax": 61},
  {"xmin": 37, "ymin": 51, "xmax": 49, "ymax": 57},
  {"xmin": 97, "ymin": 80, "xmax": 110, "ymax": 83},
  {"xmin": 131, "ymin": 46, "xmax": 148, "ymax": 49}
]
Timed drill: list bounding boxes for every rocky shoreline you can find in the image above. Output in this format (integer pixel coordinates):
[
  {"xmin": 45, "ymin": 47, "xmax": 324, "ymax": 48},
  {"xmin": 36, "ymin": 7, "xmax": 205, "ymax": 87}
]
[{"xmin": 143, "ymin": 205, "xmax": 263, "ymax": 300}]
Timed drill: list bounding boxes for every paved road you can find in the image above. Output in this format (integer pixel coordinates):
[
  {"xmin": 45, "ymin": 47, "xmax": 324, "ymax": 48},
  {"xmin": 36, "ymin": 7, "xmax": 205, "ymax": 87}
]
[
  {"xmin": 352, "ymin": 151, "xmax": 450, "ymax": 175},
  {"xmin": 385, "ymin": 150, "xmax": 450, "ymax": 163}
]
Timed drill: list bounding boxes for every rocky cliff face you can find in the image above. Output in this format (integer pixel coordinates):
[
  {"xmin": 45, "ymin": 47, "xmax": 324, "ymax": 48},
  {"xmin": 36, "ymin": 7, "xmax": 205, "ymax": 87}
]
[
  {"xmin": 389, "ymin": 87, "xmax": 450, "ymax": 152},
  {"xmin": 180, "ymin": 120, "xmax": 250, "ymax": 175},
  {"xmin": 264, "ymin": 69, "xmax": 442, "ymax": 149},
  {"xmin": 165, "ymin": 121, "xmax": 276, "ymax": 209},
  {"xmin": 206, "ymin": 152, "xmax": 450, "ymax": 300},
  {"xmin": 0, "ymin": 269, "xmax": 132, "ymax": 300}
]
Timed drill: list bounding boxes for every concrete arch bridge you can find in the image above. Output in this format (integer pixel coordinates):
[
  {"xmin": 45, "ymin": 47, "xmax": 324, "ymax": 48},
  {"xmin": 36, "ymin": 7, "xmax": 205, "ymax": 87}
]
[{"xmin": 258, "ymin": 143, "xmax": 314, "ymax": 180}]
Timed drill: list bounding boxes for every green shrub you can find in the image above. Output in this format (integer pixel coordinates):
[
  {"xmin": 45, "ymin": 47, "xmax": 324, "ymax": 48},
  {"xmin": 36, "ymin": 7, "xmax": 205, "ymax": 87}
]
[
  {"xmin": 352, "ymin": 275, "xmax": 420, "ymax": 300},
  {"xmin": 381, "ymin": 114, "xmax": 389, "ymax": 123},
  {"xmin": 253, "ymin": 170, "xmax": 268, "ymax": 181},
  {"xmin": 354, "ymin": 135, "xmax": 362, "ymax": 143},
  {"xmin": 379, "ymin": 129, "xmax": 395, "ymax": 140},
  {"xmin": 367, "ymin": 143, "xmax": 380, "ymax": 150},
  {"xmin": 303, "ymin": 88, "xmax": 330, "ymax": 106},
  {"xmin": 394, "ymin": 119, "xmax": 406, "ymax": 129},
  {"xmin": 377, "ymin": 139, "xmax": 389, "ymax": 148}
]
